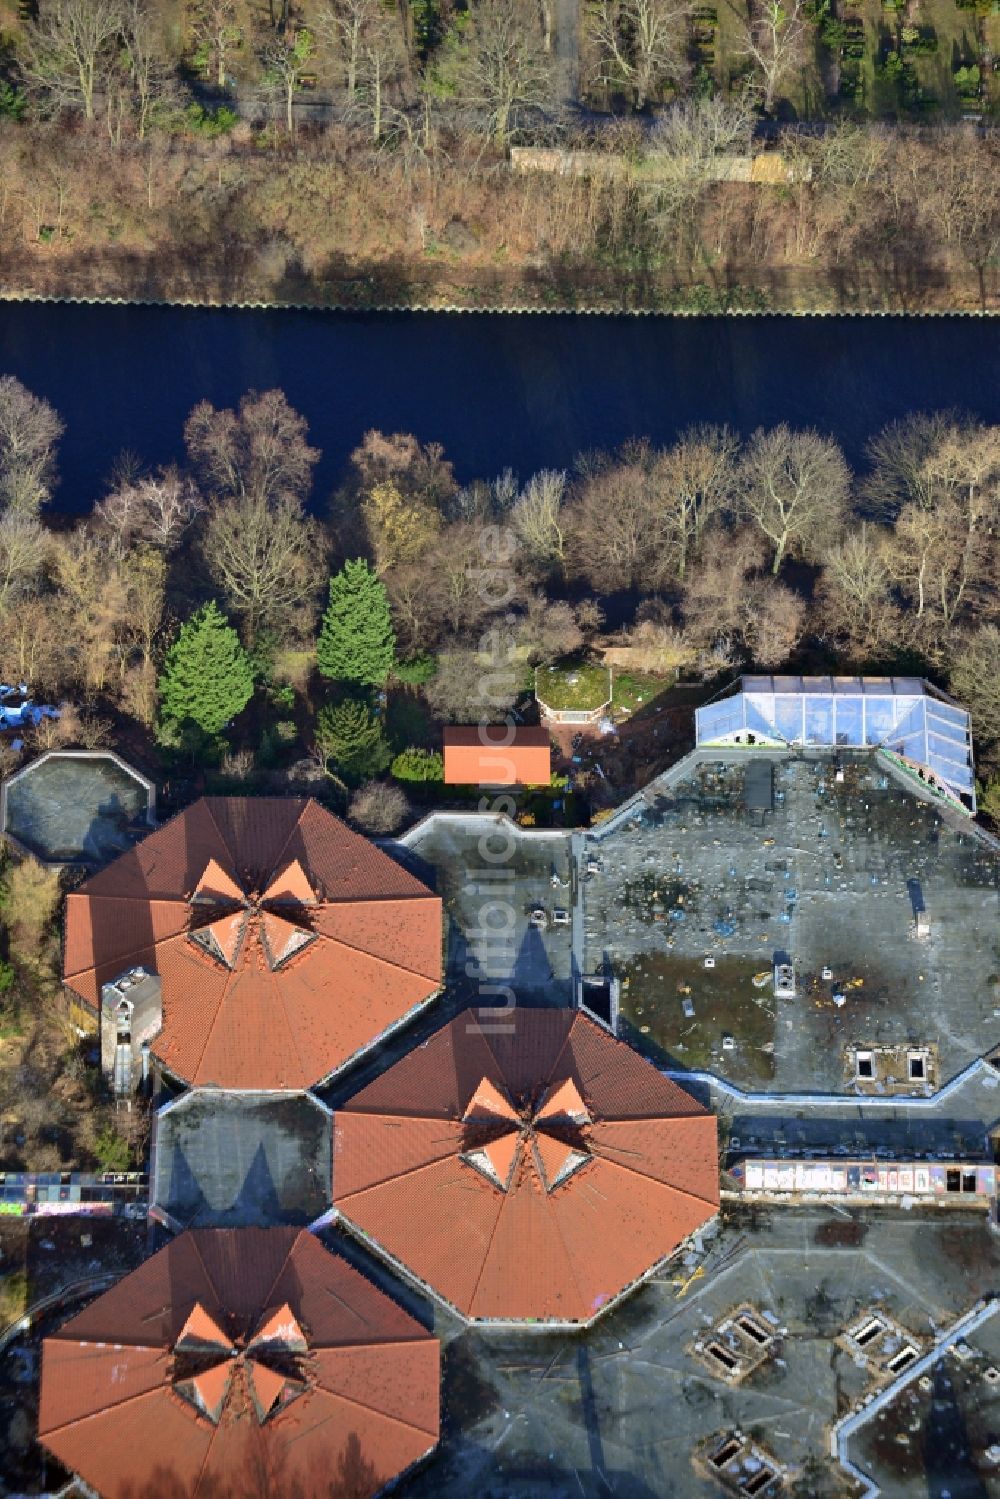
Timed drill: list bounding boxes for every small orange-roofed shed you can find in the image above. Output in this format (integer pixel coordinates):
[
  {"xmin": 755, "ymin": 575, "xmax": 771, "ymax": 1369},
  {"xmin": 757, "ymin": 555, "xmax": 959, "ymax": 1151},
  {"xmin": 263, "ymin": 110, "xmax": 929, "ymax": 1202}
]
[{"xmin": 443, "ymin": 725, "xmax": 551, "ymax": 786}]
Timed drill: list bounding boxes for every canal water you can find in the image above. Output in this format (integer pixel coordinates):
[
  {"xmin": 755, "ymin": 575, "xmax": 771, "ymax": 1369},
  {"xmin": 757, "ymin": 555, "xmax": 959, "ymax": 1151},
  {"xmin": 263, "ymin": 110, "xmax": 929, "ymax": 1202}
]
[{"xmin": 2, "ymin": 303, "xmax": 999, "ymax": 510}]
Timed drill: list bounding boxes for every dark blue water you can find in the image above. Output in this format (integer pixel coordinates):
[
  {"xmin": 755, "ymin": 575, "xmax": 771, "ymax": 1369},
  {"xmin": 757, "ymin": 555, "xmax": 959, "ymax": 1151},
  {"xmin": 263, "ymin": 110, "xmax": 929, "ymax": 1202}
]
[{"xmin": 2, "ymin": 303, "xmax": 999, "ymax": 510}]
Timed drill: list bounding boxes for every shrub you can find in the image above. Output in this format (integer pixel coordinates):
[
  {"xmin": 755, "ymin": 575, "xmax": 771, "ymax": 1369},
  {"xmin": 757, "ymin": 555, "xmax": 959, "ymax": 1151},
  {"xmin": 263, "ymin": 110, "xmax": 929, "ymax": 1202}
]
[
  {"xmin": 0, "ymin": 857, "xmax": 61, "ymax": 969},
  {"xmin": 391, "ymin": 747, "xmax": 444, "ymax": 782},
  {"xmin": 348, "ymin": 780, "xmax": 410, "ymax": 833},
  {"xmin": 93, "ymin": 1126, "xmax": 131, "ymax": 1172},
  {"xmin": 0, "ymin": 83, "xmax": 27, "ymax": 121},
  {"xmin": 185, "ymin": 103, "xmax": 239, "ymax": 137},
  {"xmin": 394, "ymin": 654, "xmax": 438, "ymax": 686},
  {"xmin": 315, "ymin": 699, "xmax": 391, "ymax": 781}
]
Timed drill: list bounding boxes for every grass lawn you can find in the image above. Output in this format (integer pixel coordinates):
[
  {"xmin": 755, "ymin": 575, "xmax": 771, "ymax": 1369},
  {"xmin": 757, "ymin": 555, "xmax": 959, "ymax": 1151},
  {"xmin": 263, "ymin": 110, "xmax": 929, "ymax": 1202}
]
[
  {"xmin": 535, "ymin": 660, "xmax": 613, "ymax": 713},
  {"xmin": 610, "ymin": 670, "xmax": 673, "ymax": 718}
]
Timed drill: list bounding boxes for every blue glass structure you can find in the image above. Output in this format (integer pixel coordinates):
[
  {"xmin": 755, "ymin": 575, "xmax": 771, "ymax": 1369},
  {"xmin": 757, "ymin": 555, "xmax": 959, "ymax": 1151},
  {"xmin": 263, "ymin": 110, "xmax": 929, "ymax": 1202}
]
[{"xmin": 696, "ymin": 676, "xmax": 975, "ymax": 812}]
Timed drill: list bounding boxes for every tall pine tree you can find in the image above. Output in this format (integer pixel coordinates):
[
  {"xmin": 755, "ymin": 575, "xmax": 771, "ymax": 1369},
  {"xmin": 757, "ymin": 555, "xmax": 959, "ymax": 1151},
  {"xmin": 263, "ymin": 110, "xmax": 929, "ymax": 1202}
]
[
  {"xmin": 317, "ymin": 559, "xmax": 395, "ymax": 686},
  {"xmin": 158, "ymin": 600, "xmax": 254, "ymax": 742}
]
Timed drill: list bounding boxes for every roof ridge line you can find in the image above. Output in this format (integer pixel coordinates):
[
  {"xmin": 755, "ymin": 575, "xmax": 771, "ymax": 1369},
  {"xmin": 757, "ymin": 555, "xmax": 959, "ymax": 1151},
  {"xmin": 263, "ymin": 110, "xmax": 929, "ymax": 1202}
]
[
  {"xmin": 337, "ymin": 1148, "xmax": 473, "ymax": 1205},
  {"xmin": 594, "ymin": 1152, "xmax": 720, "ymax": 1210},
  {"xmin": 261, "ymin": 802, "xmax": 309, "ymax": 898},
  {"xmin": 264, "ymin": 962, "xmax": 312, "ymax": 1099},
  {"xmin": 174, "ymin": 951, "xmax": 233, "ymax": 1085},
  {"xmin": 256, "ymin": 1236, "xmax": 298, "ymax": 1323},
  {"xmin": 191, "ymin": 1384, "xmax": 227, "ymax": 1498},
  {"xmin": 313, "ymin": 928, "xmax": 440, "ymax": 986},
  {"xmin": 447, "ymin": 1152, "xmax": 510, "ymax": 1316},
  {"xmin": 40, "ymin": 1381, "xmax": 166, "ymax": 1440},
  {"xmin": 321, "ymin": 890, "xmax": 433, "ymax": 904},
  {"xmin": 338, "ymin": 1108, "xmax": 457, "ymax": 1123},
  {"xmin": 200, "ymin": 798, "xmax": 239, "ymax": 880},
  {"xmin": 311, "ymin": 1335, "xmax": 439, "ymax": 1352},
  {"xmin": 594, "ymin": 1108, "xmax": 713, "ymax": 1126},
  {"xmin": 310, "ymin": 1379, "xmax": 439, "ymax": 1439},
  {"xmin": 67, "ymin": 894, "xmax": 189, "ymax": 905},
  {"xmin": 469, "ymin": 1148, "xmax": 588, "ymax": 1321}
]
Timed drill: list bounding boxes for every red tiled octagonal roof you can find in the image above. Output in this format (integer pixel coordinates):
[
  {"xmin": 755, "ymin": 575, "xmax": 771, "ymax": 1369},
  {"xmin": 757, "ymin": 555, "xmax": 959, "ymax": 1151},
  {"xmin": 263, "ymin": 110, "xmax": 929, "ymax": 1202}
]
[
  {"xmin": 38, "ymin": 1227, "xmax": 440, "ymax": 1499},
  {"xmin": 63, "ymin": 797, "xmax": 442, "ymax": 1089},
  {"xmin": 333, "ymin": 1009, "xmax": 720, "ymax": 1324}
]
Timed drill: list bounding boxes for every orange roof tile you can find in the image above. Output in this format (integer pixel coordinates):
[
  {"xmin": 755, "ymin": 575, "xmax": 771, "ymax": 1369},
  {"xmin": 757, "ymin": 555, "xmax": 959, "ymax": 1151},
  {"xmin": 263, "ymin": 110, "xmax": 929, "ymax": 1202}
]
[
  {"xmin": 39, "ymin": 1228, "xmax": 440, "ymax": 1499},
  {"xmin": 464, "ymin": 1075, "xmax": 519, "ymax": 1125},
  {"xmin": 177, "ymin": 1301, "xmax": 230, "ymax": 1350},
  {"xmin": 443, "ymin": 726, "xmax": 551, "ymax": 786},
  {"xmin": 63, "ymin": 798, "xmax": 442, "ymax": 1089},
  {"xmin": 334, "ymin": 1010, "xmax": 719, "ymax": 1324}
]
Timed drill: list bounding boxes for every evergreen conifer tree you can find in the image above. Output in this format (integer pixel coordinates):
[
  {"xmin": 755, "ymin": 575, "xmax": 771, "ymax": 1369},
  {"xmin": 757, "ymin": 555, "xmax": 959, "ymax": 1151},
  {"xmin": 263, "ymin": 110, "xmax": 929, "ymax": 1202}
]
[
  {"xmin": 158, "ymin": 600, "xmax": 254, "ymax": 743},
  {"xmin": 315, "ymin": 698, "xmax": 391, "ymax": 781},
  {"xmin": 317, "ymin": 560, "xmax": 395, "ymax": 686}
]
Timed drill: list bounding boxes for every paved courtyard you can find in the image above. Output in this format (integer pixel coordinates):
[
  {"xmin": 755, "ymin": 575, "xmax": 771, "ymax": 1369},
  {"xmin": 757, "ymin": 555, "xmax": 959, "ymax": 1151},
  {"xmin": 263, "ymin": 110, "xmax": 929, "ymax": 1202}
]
[{"xmin": 349, "ymin": 1206, "xmax": 1000, "ymax": 1499}]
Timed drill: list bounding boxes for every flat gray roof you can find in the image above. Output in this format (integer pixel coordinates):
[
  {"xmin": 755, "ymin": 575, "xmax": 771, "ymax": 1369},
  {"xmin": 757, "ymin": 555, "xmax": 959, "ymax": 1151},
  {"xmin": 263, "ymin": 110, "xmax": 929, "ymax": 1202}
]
[
  {"xmin": 584, "ymin": 751, "xmax": 1000, "ymax": 1094},
  {"xmin": 152, "ymin": 1090, "xmax": 331, "ymax": 1229}
]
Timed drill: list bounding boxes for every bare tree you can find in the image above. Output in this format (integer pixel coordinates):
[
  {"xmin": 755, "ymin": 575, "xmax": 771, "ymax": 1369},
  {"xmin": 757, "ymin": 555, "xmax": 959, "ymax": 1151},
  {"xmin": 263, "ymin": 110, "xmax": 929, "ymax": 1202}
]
[
  {"xmin": 864, "ymin": 410, "xmax": 956, "ymax": 519},
  {"xmin": 190, "ymin": 0, "xmax": 243, "ymax": 88},
  {"xmin": 259, "ymin": 26, "xmax": 316, "ymax": 134},
  {"xmin": 738, "ymin": 425, "xmax": 850, "ymax": 573},
  {"xmin": 119, "ymin": 0, "xmax": 173, "ymax": 139},
  {"xmin": 738, "ymin": 577, "xmax": 806, "ymax": 667},
  {"xmin": 184, "ymin": 389, "xmax": 319, "ymax": 508},
  {"xmin": 48, "ymin": 528, "xmax": 129, "ymax": 692},
  {"xmin": 586, "ymin": 0, "xmax": 689, "ymax": 108},
  {"xmin": 815, "ymin": 524, "xmax": 901, "ymax": 657},
  {"xmin": 884, "ymin": 422, "xmax": 1000, "ymax": 638},
  {"xmin": 187, "ymin": 390, "xmax": 322, "ymax": 643},
  {"xmin": 202, "ymin": 495, "xmax": 323, "ymax": 644},
  {"xmin": 351, "ymin": 7, "xmax": 407, "ymax": 142},
  {"xmin": 921, "ymin": 129, "xmax": 1000, "ymax": 312},
  {"xmin": 516, "ymin": 593, "xmax": 584, "ymax": 661},
  {"xmin": 512, "ymin": 469, "xmax": 567, "ymax": 570},
  {"xmin": 0, "ymin": 512, "xmax": 49, "ymax": 615},
  {"xmin": 950, "ymin": 626, "xmax": 1000, "ymax": 747},
  {"xmin": 93, "ymin": 467, "xmax": 203, "ymax": 553},
  {"xmin": 735, "ymin": 0, "xmax": 811, "ymax": 114},
  {"xmin": 23, "ymin": 0, "xmax": 124, "ymax": 120},
  {"xmin": 680, "ymin": 526, "xmax": 766, "ymax": 649},
  {"xmin": 645, "ymin": 95, "xmax": 755, "ymax": 260},
  {"xmin": 567, "ymin": 455, "xmax": 669, "ymax": 591},
  {"xmin": 314, "ymin": 0, "xmax": 377, "ymax": 99},
  {"xmin": 348, "ymin": 430, "xmax": 456, "ymax": 511},
  {"xmin": 654, "ymin": 424, "xmax": 737, "ymax": 578},
  {"xmin": 0, "ymin": 376, "xmax": 63, "ymax": 514},
  {"xmin": 443, "ymin": 0, "xmax": 553, "ymax": 145}
]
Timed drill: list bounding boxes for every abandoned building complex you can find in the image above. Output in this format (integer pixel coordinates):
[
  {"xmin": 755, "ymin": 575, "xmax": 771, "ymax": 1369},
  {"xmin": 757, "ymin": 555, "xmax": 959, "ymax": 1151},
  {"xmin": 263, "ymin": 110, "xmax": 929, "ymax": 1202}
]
[
  {"xmin": 12, "ymin": 675, "xmax": 1000, "ymax": 1498},
  {"xmin": 37, "ymin": 1227, "xmax": 440, "ymax": 1498}
]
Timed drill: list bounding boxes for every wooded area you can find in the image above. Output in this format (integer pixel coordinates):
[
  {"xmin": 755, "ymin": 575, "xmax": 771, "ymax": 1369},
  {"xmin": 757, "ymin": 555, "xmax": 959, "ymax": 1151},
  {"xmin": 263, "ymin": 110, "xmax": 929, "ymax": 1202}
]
[
  {"xmin": 2, "ymin": 376, "xmax": 1000, "ymax": 810},
  {"xmin": 0, "ymin": 0, "xmax": 999, "ymax": 308}
]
